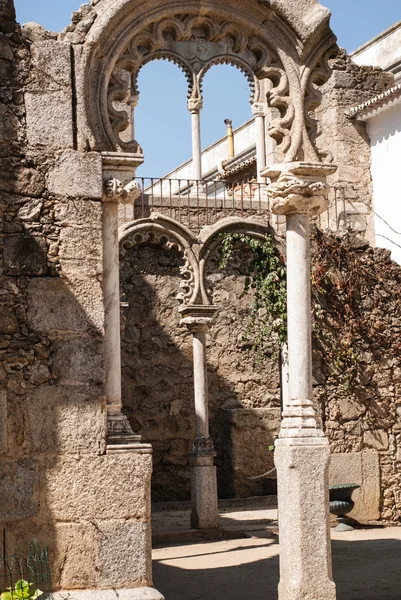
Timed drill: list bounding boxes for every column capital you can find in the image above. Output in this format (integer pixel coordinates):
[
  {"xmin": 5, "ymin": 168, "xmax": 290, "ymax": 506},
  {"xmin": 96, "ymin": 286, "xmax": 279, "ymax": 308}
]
[
  {"xmin": 252, "ymin": 101, "xmax": 265, "ymax": 117},
  {"xmin": 188, "ymin": 96, "xmax": 203, "ymax": 114},
  {"xmin": 179, "ymin": 305, "xmax": 218, "ymax": 332},
  {"xmin": 262, "ymin": 161, "xmax": 337, "ymax": 216},
  {"xmin": 103, "ymin": 177, "xmax": 141, "ymax": 205}
]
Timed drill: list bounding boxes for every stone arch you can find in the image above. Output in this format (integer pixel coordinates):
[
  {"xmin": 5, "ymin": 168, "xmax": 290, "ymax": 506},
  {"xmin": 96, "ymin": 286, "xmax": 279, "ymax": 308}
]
[
  {"xmin": 119, "ymin": 214, "xmax": 205, "ymax": 305},
  {"xmin": 198, "ymin": 57, "xmax": 257, "ymax": 104},
  {"xmin": 81, "ymin": 0, "xmax": 337, "ymax": 163},
  {"xmin": 198, "ymin": 216, "xmax": 278, "ymax": 304}
]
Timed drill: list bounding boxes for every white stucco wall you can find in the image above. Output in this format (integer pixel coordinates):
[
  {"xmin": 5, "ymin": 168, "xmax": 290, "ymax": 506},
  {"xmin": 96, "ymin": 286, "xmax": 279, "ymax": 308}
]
[
  {"xmin": 351, "ymin": 21, "xmax": 401, "ymax": 80},
  {"xmin": 367, "ymin": 102, "xmax": 401, "ymax": 264},
  {"xmin": 161, "ymin": 119, "xmax": 256, "ymax": 181}
]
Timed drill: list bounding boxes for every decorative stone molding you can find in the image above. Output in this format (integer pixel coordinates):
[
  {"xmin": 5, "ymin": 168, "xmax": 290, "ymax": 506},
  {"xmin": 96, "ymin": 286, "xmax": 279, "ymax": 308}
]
[
  {"xmin": 179, "ymin": 304, "xmax": 217, "ymax": 331},
  {"xmin": 192, "ymin": 435, "xmax": 215, "ymax": 455},
  {"xmin": 84, "ymin": 4, "xmax": 337, "ymax": 161},
  {"xmin": 263, "ymin": 162, "xmax": 337, "ymax": 216},
  {"xmin": 104, "ymin": 177, "xmax": 141, "ymax": 204},
  {"xmin": 187, "ymin": 96, "xmax": 203, "ymax": 114},
  {"xmin": 119, "ymin": 215, "xmax": 203, "ymax": 305},
  {"xmin": 107, "ymin": 412, "xmax": 143, "ymax": 450},
  {"xmin": 252, "ymin": 101, "xmax": 265, "ymax": 118}
]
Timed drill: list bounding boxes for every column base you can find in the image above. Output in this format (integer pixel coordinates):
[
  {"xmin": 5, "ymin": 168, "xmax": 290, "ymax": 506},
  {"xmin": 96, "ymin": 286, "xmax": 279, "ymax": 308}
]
[
  {"xmin": 106, "ymin": 413, "xmax": 149, "ymax": 453},
  {"xmin": 275, "ymin": 437, "xmax": 336, "ymax": 600},
  {"xmin": 189, "ymin": 452, "xmax": 219, "ymax": 529},
  {"xmin": 51, "ymin": 588, "xmax": 164, "ymax": 600}
]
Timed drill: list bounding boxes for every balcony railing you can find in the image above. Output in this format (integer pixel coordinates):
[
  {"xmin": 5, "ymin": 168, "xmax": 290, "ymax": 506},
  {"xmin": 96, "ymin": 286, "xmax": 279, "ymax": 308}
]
[
  {"xmin": 120, "ymin": 177, "xmax": 277, "ymax": 231},
  {"xmin": 120, "ymin": 177, "xmax": 371, "ymax": 237}
]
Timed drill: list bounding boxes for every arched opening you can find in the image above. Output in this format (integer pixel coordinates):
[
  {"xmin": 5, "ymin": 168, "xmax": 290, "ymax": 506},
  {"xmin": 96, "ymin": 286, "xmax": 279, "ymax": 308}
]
[
  {"xmin": 201, "ymin": 63, "xmax": 253, "ymax": 151},
  {"xmin": 134, "ymin": 59, "xmax": 192, "ymax": 178}
]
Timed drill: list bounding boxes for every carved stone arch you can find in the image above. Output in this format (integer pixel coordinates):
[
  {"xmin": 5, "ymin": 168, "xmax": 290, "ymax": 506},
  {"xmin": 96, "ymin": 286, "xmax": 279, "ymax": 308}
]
[
  {"xmin": 131, "ymin": 52, "xmax": 194, "ymax": 99},
  {"xmin": 82, "ymin": 0, "xmax": 337, "ymax": 162},
  {"xmin": 198, "ymin": 217, "xmax": 278, "ymax": 304},
  {"xmin": 119, "ymin": 214, "xmax": 204, "ymax": 305},
  {"xmin": 198, "ymin": 57, "xmax": 259, "ymax": 104}
]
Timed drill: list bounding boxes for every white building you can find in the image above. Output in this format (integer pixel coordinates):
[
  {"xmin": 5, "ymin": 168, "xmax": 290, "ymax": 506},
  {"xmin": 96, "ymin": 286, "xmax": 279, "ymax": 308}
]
[
  {"xmin": 155, "ymin": 21, "xmax": 401, "ymax": 264},
  {"xmin": 350, "ymin": 21, "xmax": 401, "ymax": 264}
]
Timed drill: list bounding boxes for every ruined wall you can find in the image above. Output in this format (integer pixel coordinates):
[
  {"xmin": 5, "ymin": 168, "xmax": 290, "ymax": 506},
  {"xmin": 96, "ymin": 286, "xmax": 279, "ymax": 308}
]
[
  {"xmin": 0, "ymin": 4, "xmax": 153, "ymax": 591},
  {"xmin": 316, "ymin": 50, "xmax": 393, "ymax": 238},
  {"xmin": 311, "ymin": 232, "xmax": 401, "ymax": 523},
  {"xmin": 121, "ymin": 232, "xmax": 401, "ymax": 524},
  {"xmin": 120, "ymin": 243, "xmax": 280, "ymax": 502}
]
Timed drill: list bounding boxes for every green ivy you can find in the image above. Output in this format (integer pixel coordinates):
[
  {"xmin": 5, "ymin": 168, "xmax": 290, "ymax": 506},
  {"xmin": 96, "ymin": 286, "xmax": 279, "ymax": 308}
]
[{"xmin": 218, "ymin": 233, "xmax": 287, "ymax": 359}]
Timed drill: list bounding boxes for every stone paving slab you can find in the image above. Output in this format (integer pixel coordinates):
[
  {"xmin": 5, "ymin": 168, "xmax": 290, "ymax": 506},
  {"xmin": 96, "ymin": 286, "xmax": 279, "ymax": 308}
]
[{"xmin": 153, "ymin": 526, "xmax": 401, "ymax": 600}]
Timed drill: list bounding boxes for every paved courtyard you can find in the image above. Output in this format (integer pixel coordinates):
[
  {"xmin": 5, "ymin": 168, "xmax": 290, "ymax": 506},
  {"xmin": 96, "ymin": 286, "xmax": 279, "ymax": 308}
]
[{"xmin": 153, "ymin": 506, "xmax": 401, "ymax": 600}]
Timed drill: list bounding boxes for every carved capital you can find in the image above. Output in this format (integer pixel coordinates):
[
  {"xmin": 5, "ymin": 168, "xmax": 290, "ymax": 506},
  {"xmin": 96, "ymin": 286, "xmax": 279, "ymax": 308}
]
[
  {"xmin": 192, "ymin": 435, "xmax": 216, "ymax": 455},
  {"xmin": 263, "ymin": 162, "xmax": 337, "ymax": 216},
  {"xmin": 188, "ymin": 96, "xmax": 203, "ymax": 114},
  {"xmin": 104, "ymin": 177, "xmax": 141, "ymax": 205},
  {"xmin": 107, "ymin": 412, "xmax": 142, "ymax": 446},
  {"xmin": 252, "ymin": 102, "xmax": 265, "ymax": 118},
  {"xmin": 179, "ymin": 305, "xmax": 218, "ymax": 332}
]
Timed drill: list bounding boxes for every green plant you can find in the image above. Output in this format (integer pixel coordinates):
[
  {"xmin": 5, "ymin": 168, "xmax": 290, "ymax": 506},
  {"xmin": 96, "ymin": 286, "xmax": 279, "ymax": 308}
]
[
  {"xmin": 218, "ymin": 233, "xmax": 287, "ymax": 360},
  {"xmin": 0, "ymin": 580, "xmax": 42, "ymax": 600}
]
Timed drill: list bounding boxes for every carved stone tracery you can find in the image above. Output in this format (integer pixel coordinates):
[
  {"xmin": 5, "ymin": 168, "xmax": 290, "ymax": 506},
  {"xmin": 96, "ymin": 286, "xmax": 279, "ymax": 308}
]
[{"xmin": 120, "ymin": 223, "xmax": 200, "ymax": 304}]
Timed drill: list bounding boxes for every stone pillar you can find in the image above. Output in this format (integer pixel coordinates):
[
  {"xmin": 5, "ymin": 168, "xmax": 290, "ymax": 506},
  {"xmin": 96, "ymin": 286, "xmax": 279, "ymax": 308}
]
[
  {"xmin": 263, "ymin": 162, "xmax": 337, "ymax": 600},
  {"xmin": 188, "ymin": 97, "xmax": 203, "ymax": 182},
  {"xmin": 179, "ymin": 305, "xmax": 219, "ymax": 530},
  {"xmin": 129, "ymin": 93, "xmax": 140, "ymax": 141},
  {"xmin": 103, "ymin": 177, "xmax": 143, "ymax": 451},
  {"xmin": 252, "ymin": 102, "xmax": 266, "ymax": 183}
]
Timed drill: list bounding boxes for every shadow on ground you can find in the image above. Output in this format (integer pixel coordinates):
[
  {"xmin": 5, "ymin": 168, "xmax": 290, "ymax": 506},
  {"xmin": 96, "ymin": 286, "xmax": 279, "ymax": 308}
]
[{"xmin": 153, "ymin": 536, "xmax": 401, "ymax": 600}]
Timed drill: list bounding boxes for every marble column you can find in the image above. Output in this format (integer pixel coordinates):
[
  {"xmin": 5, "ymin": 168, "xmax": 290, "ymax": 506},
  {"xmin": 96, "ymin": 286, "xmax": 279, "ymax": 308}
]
[
  {"xmin": 103, "ymin": 177, "xmax": 143, "ymax": 451},
  {"xmin": 180, "ymin": 305, "xmax": 219, "ymax": 530},
  {"xmin": 252, "ymin": 102, "xmax": 266, "ymax": 183},
  {"xmin": 263, "ymin": 162, "xmax": 337, "ymax": 600},
  {"xmin": 188, "ymin": 97, "xmax": 203, "ymax": 182}
]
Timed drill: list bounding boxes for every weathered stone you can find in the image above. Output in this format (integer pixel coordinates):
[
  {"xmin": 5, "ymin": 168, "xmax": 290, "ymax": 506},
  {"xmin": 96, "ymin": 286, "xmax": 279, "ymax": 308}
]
[
  {"xmin": 97, "ymin": 521, "xmax": 152, "ymax": 588},
  {"xmin": 27, "ymin": 278, "xmax": 97, "ymax": 333},
  {"xmin": 0, "ymin": 308, "xmax": 18, "ymax": 333},
  {"xmin": 24, "ymin": 385, "xmax": 105, "ymax": 454},
  {"xmin": 0, "ymin": 458, "xmax": 37, "ymax": 520},
  {"xmin": 38, "ymin": 452, "xmax": 152, "ymax": 521},
  {"xmin": 0, "ymin": 390, "xmax": 7, "ymax": 454},
  {"xmin": 364, "ymin": 429, "xmax": 389, "ymax": 451},
  {"xmin": 329, "ymin": 451, "xmax": 380, "ymax": 521},
  {"xmin": 3, "ymin": 234, "xmax": 47, "ymax": 275},
  {"xmin": 0, "ymin": 33, "xmax": 13, "ymax": 59},
  {"xmin": 17, "ymin": 198, "xmax": 43, "ymax": 221},
  {"xmin": 47, "ymin": 150, "xmax": 103, "ymax": 198},
  {"xmin": 25, "ymin": 92, "xmax": 74, "ymax": 148},
  {"xmin": 52, "ymin": 337, "xmax": 104, "ymax": 385}
]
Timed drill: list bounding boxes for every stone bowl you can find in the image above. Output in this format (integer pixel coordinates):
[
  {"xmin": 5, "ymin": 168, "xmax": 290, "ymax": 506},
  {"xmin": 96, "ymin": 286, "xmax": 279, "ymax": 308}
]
[{"xmin": 329, "ymin": 484, "xmax": 360, "ymax": 531}]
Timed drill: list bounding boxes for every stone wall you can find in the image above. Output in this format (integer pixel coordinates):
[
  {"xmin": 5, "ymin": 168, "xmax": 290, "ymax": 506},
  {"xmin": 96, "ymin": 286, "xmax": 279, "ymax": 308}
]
[
  {"xmin": 120, "ymin": 243, "xmax": 280, "ymax": 502},
  {"xmin": 121, "ymin": 232, "xmax": 401, "ymax": 524},
  {"xmin": 0, "ymin": 5, "xmax": 153, "ymax": 591},
  {"xmin": 316, "ymin": 50, "xmax": 393, "ymax": 239}
]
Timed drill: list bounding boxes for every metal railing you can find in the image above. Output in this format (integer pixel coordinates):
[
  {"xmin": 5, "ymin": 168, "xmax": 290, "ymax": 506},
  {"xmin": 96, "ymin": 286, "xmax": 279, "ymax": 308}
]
[
  {"xmin": 0, "ymin": 541, "xmax": 52, "ymax": 599},
  {"xmin": 121, "ymin": 177, "xmax": 276, "ymax": 230},
  {"xmin": 120, "ymin": 177, "xmax": 372, "ymax": 237}
]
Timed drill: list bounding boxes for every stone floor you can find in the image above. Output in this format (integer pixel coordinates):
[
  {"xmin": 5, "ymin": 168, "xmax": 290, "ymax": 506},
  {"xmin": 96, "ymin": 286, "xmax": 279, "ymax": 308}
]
[{"xmin": 152, "ymin": 504, "xmax": 401, "ymax": 600}]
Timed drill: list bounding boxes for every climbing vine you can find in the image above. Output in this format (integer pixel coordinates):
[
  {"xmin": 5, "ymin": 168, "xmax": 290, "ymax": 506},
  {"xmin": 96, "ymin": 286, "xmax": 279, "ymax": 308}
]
[
  {"xmin": 218, "ymin": 233, "xmax": 287, "ymax": 359},
  {"xmin": 218, "ymin": 227, "xmax": 399, "ymax": 387}
]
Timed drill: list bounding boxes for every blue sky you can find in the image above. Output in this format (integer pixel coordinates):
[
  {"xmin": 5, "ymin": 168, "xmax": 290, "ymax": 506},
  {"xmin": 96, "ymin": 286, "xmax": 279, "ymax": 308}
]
[{"xmin": 14, "ymin": 1, "xmax": 401, "ymax": 176}]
